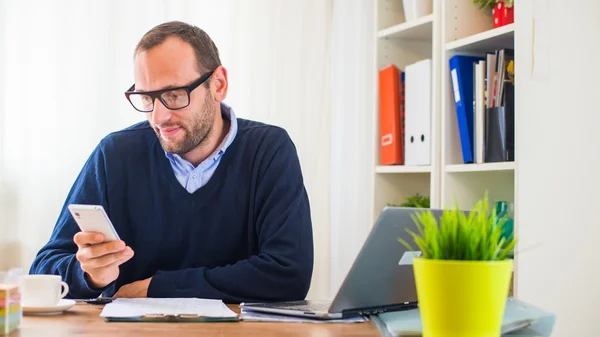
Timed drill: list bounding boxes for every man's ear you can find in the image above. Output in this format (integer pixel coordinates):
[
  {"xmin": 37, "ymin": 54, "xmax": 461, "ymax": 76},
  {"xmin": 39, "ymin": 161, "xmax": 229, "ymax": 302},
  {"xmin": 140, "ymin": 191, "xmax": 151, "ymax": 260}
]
[{"xmin": 212, "ymin": 65, "xmax": 228, "ymax": 102}]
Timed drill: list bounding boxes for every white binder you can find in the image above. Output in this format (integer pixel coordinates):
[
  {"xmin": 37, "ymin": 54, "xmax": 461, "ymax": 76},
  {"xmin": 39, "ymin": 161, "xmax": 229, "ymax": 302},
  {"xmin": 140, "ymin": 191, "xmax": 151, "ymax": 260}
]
[
  {"xmin": 404, "ymin": 59, "xmax": 432, "ymax": 166},
  {"xmin": 475, "ymin": 60, "xmax": 486, "ymax": 164}
]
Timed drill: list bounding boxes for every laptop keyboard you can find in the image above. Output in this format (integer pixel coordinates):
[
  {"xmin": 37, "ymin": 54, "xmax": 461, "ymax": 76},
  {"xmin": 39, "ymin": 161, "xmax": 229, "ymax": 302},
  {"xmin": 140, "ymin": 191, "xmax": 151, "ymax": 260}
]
[{"xmin": 265, "ymin": 301, "xmax": 332, "ymax": 312}]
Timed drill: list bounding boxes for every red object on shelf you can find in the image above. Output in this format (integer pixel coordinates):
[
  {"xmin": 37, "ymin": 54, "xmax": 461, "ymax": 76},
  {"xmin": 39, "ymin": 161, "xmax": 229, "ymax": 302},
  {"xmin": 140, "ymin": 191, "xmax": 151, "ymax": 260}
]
[
  {"xmin": 378, "ymin": 65, "xmax": 404, "ymax": 166},
  {"xmin": 493, "ymin": 1, "xmax": 514, "ymax": 28}
]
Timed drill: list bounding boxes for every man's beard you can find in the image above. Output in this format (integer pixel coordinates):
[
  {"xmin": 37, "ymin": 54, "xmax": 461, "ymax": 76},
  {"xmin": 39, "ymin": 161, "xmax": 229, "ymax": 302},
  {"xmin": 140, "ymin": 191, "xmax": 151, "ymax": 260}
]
[{"xmin": 154, "ymin": 92, "xmax": 215, "ymax": 155}]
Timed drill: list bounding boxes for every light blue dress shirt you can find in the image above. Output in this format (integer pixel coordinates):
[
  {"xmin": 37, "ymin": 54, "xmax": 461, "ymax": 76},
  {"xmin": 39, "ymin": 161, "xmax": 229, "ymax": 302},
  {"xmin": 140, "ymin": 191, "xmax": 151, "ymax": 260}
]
[{"xmin": 165, "ymin": 103, "xmax": 238, "ymax": 193}]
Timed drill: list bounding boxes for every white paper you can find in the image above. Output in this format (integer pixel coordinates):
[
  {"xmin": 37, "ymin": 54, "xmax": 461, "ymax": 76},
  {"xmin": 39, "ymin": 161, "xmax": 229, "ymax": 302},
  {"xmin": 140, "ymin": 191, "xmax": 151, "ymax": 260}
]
[
  {"xmin": 532, "ymin": 0, "xmax": 552, "ymax": 82},
  {"xmin": 100, "ymin": 298, "xmax": 237, "ymax": 318},
  {"xmin": 451, "ymin": 69, "xmax": 460, "ymax": 103},
  {"xmin": 240, "ymin": 309, "xmax": 368, "ymax": 323}
]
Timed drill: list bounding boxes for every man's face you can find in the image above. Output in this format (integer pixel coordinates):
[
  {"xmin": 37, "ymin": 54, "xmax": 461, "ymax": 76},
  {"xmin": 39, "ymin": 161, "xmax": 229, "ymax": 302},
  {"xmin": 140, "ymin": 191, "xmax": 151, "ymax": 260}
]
[{"xmin": 133, "ymin": 36, "xmax": 215, "ymax": 155}]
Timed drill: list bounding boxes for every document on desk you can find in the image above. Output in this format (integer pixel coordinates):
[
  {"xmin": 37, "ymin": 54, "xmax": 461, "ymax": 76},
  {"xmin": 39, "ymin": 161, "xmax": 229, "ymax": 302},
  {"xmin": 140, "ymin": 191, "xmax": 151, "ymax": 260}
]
[{"xmin": 100, "ymin": 298, "xmax": 238, "ymax": 322}]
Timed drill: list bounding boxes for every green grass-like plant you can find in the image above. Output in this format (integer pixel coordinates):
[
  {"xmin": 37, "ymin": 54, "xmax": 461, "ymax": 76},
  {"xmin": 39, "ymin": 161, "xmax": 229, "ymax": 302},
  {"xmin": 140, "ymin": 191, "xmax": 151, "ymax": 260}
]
[
  {"xmin": 388, "ymin": 193, "xmax": 430, "ymax": 209},
  {"xmin": 398, "ymin": 192, "xmax": 516, "ymax": 261},
  {"xmin": 473, "ymin": 0, "xmax": 514, "ymax": 9},
  {"xmin": 400, "ymin": 194, "xmax": 430, "ymax": 209}
]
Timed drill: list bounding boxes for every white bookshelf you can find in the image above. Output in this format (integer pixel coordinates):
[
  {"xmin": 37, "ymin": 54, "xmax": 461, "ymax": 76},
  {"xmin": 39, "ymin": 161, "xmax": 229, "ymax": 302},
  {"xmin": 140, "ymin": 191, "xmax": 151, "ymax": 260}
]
[
  {"xmin": 440, "ymin": 0, "xmax": 516, "ymax": 211},
  {"xmin": 372, "ymin": 0, "xmax": 441, "ymax": 223},
  {"xmin": 446, "ymin": 23, "xmax": 514, "ymax": 52},
  {"xmin": 445, "ymin": 162, "xmax": 515, "ymax": 173},
  {"xmin": 375, "ymin": 165, "xmax": 432, "ymax": 174},
  {"xmin": 439, "ymin": 0, "xmax": 517, "ymax": 296},
  {"xmin": 373, "ymin": 0, "xmax": 518, "ymax": 294},
  {"xmin": 377, "ymin": 14, "xmax": 434, "ymax": 40}
]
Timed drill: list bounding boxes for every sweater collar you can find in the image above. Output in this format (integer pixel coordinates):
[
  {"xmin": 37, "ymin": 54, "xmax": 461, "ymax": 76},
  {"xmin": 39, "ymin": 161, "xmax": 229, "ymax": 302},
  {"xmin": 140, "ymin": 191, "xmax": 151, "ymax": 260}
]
[{"xmin": 164, "ymin": 102, "xmax": 238, "ymax": 168}]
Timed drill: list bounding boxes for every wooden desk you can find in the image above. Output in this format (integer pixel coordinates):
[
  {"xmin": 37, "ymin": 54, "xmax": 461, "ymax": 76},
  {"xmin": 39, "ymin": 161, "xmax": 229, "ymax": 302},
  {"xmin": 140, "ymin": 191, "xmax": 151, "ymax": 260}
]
[{"xmin": 14, "ymin": 303, "xmax": 381, "ymax": 337}]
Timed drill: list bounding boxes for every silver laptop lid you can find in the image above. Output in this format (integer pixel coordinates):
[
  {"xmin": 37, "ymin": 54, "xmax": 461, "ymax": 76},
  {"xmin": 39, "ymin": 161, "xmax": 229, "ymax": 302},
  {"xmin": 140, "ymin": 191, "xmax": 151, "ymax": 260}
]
[{"xmin": 328, "ymin": 206, "xmax": 442, "ymax": 315}]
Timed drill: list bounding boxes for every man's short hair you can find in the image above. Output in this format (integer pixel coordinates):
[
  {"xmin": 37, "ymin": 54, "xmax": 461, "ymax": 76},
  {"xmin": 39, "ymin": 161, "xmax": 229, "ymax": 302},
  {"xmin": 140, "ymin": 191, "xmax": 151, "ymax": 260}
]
[{"xmin": 134, "ymin": 21, "xmax": 221, "ymax": 80}]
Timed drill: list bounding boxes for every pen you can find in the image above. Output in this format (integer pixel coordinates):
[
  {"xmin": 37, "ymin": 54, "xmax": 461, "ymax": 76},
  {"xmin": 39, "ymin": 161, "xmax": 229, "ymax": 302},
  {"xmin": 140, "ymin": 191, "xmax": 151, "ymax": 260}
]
[{"xmin": 74, "ymin": 297, "xmax": 114, "ymax": 305}]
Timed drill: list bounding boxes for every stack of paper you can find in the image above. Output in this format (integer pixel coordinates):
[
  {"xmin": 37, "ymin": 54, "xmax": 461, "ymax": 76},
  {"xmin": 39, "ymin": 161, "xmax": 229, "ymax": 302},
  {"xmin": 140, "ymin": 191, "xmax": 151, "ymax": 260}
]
[{"xmin": 100, "ymin": 298, "xmax": 238, "ymax": 322}]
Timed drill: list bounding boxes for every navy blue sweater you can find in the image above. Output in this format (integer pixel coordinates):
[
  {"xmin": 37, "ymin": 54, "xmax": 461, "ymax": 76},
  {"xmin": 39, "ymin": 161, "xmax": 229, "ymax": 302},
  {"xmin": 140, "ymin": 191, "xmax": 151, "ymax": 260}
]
[{"xmin": 29, "ymin": 118, "xmax": 314, "ymax": 303}]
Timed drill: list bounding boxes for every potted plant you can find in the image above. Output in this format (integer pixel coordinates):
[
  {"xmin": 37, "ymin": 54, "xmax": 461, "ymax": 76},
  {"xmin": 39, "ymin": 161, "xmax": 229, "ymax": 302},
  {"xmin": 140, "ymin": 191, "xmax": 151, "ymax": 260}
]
[
  {"xmin": 399, "ymin": 193, "xmax": 516, "ymax": 337},
  {"xmin": 473, "ymin": 0, "xmax": 514, "ymax": 28},
  {"xmin": 389, "ymin": 193, "xmax": 431, "ymax": 209}
]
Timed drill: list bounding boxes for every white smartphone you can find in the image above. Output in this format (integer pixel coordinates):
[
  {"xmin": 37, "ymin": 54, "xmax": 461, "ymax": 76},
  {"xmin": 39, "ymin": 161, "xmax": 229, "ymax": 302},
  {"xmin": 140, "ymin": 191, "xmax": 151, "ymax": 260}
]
[{"xmin": 67, "ymin": 204, "xmax": 121, "ymax": 242}]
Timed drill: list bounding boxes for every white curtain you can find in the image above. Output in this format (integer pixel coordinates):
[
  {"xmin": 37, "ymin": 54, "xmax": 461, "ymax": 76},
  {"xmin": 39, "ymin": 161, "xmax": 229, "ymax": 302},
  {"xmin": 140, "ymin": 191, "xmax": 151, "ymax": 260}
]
[
  {"xmin": 0, "ymin": 0, "xmax": 332, "ymax": 300},
  {"xmin": 329, "ymin": 0, "xmax": 376, "ymax": 294}
]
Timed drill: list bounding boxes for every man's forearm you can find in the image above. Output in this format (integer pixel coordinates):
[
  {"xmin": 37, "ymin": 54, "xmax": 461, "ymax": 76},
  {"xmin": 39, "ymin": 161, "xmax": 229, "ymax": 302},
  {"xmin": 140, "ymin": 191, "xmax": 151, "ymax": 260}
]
[
  {"xmin": 148, "ymin": 253, "xmax": 311, "ymax": 303},
  {"xmin": 29, "ymin": 250, "xmax": 111, "ymax": 299}
]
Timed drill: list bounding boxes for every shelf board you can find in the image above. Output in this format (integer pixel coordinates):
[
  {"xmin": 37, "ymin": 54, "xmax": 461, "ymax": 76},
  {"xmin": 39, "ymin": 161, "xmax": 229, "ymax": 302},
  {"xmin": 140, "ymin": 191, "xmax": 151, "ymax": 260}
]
[
  {"xmin": 445, "ymin": 24, "xmax": 514, "ymax": 53},
  {"xmin": 445, "ymin": 162, "xmax": 515, "ymax": 173},
  {"xmin": 375, "ymin": 165, "xmax": 432, "ymax": 174},
  {"xmin": 377, "ymin": 14, "xmax": 433, "ymax": 41}
]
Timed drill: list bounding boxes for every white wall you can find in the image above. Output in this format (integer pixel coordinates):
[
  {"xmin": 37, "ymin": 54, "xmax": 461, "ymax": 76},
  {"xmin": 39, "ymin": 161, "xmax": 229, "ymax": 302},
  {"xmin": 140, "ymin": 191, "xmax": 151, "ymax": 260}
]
[
  {"xmin": 0, "ymin": 0, "xmax": 332, "ymax": 300},
  {"xmin": 226, "ymin": 0, "xmax": 334, "ymax": 301},
  {"xmin": 516, "ymin": 1, "xmax": 600, "ymax": 335}
]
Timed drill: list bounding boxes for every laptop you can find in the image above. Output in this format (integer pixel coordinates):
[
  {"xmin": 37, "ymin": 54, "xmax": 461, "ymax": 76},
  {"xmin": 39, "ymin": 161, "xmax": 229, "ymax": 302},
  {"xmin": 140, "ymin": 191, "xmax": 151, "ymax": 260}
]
[{"xmin": 241, "ymin": 206, "xmax": 443, "ymax": 319}]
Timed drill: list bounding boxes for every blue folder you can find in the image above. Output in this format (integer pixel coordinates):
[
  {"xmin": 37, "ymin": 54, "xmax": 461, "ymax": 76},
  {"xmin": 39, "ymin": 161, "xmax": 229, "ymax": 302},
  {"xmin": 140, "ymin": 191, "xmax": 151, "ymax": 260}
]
[
  {"xmin": 449, "ymin": 55, "xmax": 484, "ymax": 164},
  {"xmin": 372, "ymin": 297, "xmax": 556, "ymax": 337}
]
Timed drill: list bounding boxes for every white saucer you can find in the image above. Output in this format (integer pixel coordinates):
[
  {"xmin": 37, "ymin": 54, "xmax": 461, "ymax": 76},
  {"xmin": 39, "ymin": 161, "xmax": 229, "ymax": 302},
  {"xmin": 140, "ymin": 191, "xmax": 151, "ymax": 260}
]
[{"xmin": 23, "ymin": 299, "xmax": 76, "ymax": 315}]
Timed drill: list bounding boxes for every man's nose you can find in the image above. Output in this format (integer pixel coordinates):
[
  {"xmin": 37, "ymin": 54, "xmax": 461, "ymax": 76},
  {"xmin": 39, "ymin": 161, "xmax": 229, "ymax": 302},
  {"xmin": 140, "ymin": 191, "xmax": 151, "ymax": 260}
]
[{"xmin": 151, "ymin": 98, "xmax": 172, "ymax": 126}]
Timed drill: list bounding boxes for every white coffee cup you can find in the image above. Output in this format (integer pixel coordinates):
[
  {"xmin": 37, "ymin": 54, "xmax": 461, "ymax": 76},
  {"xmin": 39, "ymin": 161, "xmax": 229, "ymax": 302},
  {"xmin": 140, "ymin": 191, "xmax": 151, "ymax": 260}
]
[{"xmin": 21, "ymin": 275, "xmax": 69, "ymax": 307}]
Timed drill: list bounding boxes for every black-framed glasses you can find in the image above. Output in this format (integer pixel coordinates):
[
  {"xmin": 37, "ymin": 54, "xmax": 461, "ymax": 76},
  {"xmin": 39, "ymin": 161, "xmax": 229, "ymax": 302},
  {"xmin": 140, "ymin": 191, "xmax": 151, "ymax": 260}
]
[{"xmin": 124, "ymin": 69, "xmax": 215, "ymax": 113}]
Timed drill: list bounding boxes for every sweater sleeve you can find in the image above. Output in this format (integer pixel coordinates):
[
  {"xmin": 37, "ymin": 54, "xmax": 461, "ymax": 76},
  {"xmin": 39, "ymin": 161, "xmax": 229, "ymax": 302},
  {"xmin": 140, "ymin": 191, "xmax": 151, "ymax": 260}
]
[
  {"xmin": 148, "ymin": 130, "xmax": 314, "ymax": 303},
  {"xmin": 28, "ymin": 143, "xmax": 116, "ymax": 299}
]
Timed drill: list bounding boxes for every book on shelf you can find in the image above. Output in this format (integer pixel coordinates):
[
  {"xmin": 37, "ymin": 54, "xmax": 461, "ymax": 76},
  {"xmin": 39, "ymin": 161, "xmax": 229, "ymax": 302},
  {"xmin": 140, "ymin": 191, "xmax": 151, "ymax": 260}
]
[
  {"xmin": 404, "ymin": 59, "xmax": 432, "ymax": 166},
  {"xmin": 378, "ymin": 65, "xmax": 404, "ymax": 166},
  {"xmin": 449, "ymin": 48, "xmax": 514, "ymax": 165},
  {"xmin": 449, "ymin": 55, "xmax": 484, "ymax": 164},
  {"xmin": 378, "ymin": 59, "xmax": 431, "ymax": 167},
  {"xmin": 485, "ymin": 48, "xmax": 514, "ymax": 162},
  {"xmin": 474, "ymin": 59, "xmax": 485, "ymax": 164},
  {"xmin": 400, "ymin": 71, "xmax": 406, "ymax": 164}
]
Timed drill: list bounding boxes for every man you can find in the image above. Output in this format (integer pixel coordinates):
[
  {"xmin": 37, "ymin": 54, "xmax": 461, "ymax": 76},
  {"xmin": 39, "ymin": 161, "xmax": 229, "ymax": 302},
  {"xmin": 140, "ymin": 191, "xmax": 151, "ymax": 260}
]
[{"xmin": 29, "ymin": 21, "xmax": 314, "ymax": 303}]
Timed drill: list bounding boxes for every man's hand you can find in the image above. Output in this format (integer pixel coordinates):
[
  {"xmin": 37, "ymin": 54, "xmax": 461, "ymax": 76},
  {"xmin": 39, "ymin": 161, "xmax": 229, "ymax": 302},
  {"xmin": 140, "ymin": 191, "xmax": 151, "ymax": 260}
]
[
  {"xmin": 74, "ymin": 232, "xmax": 134, "ymax": 289},
  {"xmin": 113, "ymin": 277, "xmax": 152, "ymax": 298}
]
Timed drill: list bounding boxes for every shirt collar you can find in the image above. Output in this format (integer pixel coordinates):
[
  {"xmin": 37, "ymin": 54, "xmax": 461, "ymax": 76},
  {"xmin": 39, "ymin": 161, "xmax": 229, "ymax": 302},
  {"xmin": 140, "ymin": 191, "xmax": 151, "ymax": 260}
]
[{"xmin": 164, "ymin": 102, "xmax": 238, "ymax": 168}]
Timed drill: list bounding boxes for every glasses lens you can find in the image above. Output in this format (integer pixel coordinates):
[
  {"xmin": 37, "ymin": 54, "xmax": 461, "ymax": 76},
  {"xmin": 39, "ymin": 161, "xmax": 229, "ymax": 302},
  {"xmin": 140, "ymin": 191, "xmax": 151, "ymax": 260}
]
[
  {"xmin": 128, "ymin": 93, "xmax": 154, "ymax": 112},
  {"xmin": 160, "ymin": 89, "xmax": 189, "ymax": 109}
]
